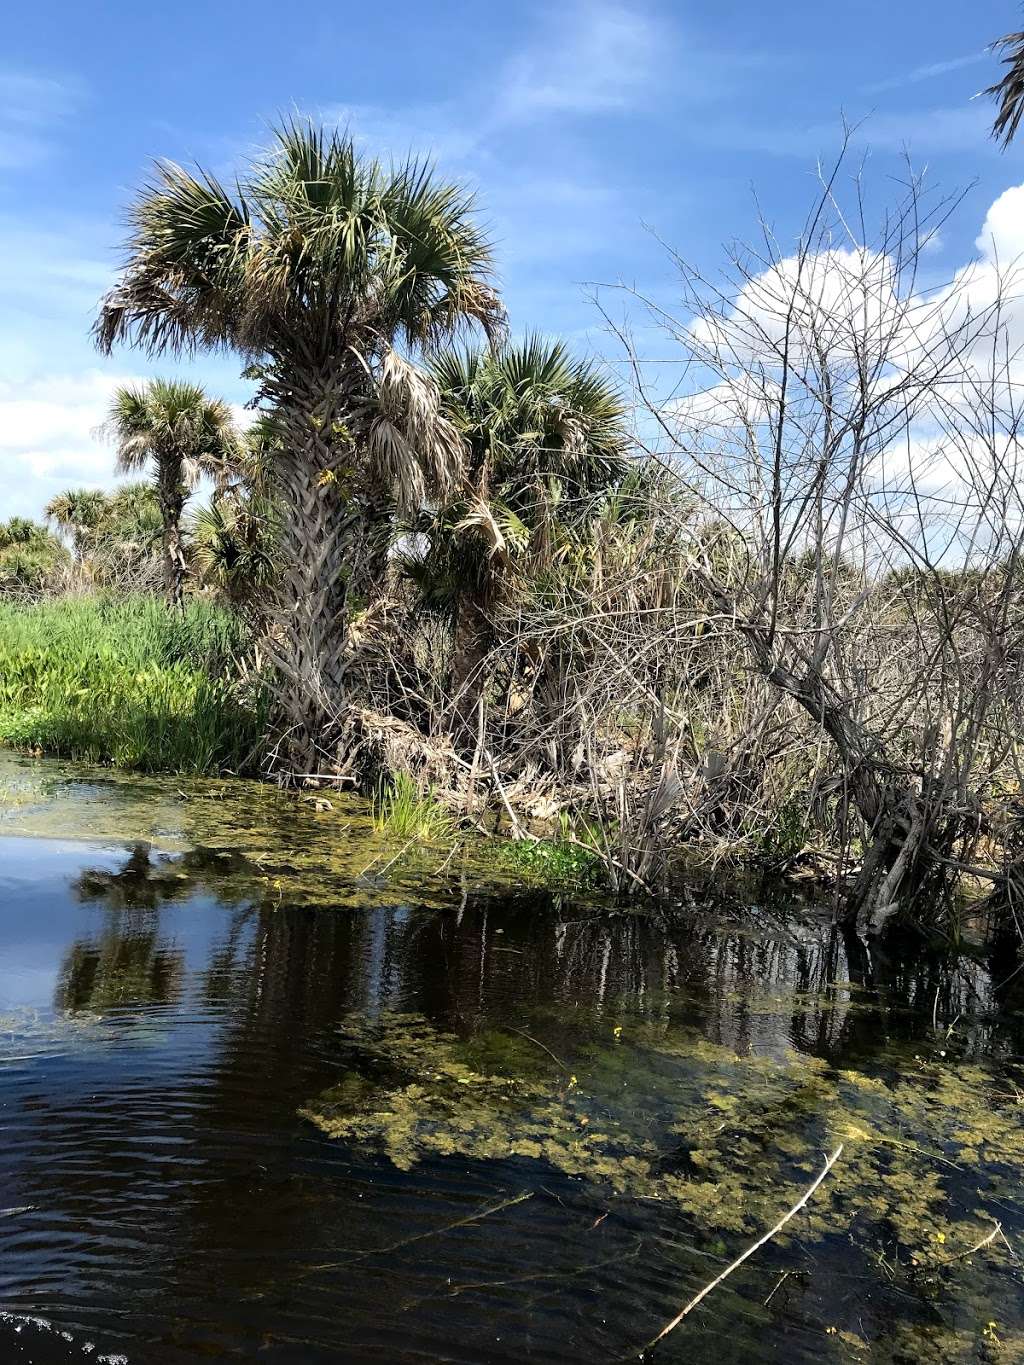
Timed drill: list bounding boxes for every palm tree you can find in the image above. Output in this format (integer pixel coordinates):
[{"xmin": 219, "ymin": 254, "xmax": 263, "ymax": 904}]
[
  {"xmin": 95, "ymin": 120, "xmax": 502, "ymax": 769},
  {"xmin": 191, "ymin": 494, "xmax": 278, "ymax": 609},
  {"xmin": 0, "ymin": 517, "xmax": 68, "ymax": 589},
  {"xmin": 407, "ymin": 338, "xmax": 629, "ymax": 699},
  {"xmin": 44, "ymin": 487, "xmax": 109, "ymax": 560},
  {"xmin": 102, "ymin": 379, "xmax": 241, "ymax": 605},
  {"xmin": 1, "ymin": 515, "xmax": 48, "ymax": 546},
  {"xmin": 988, "ymin": 24, "xmax": 1024, "ymax": 145}
]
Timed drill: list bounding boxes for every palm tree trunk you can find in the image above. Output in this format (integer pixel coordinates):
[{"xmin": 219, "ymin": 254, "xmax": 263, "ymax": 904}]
[
  {"xmin": 158, "ymin": 473, "xmax": 187, "ymax": 607},
  {"xmin": 451, "ymin": 592, "xmax": 493, "ymax": 719},
  {"xmin": 265, "ymin": 366, "xmax": 364, "ymax": 774}
]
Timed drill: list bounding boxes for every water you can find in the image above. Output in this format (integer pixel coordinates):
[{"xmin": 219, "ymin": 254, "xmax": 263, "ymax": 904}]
[{"xmin": 1, "ymin": 753, "xmax": 1022, "ymax": 1363}]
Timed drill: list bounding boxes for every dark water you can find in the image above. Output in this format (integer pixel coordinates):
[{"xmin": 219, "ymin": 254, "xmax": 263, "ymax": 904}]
[{"xmin": 1, "ymin": 760, "xmax": 1023, "ymax": 1363}]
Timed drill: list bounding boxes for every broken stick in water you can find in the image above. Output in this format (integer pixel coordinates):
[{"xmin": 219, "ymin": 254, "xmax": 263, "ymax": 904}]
[{"xmin": 639, "ymin": 1144, "xmax": 844, "ymax": 1357}]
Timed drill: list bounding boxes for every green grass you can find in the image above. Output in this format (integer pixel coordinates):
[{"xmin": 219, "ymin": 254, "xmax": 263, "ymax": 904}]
[
  {"xmin": 0, "ymin": 595, "xmax": 266, "ymax": 775},
  {"xmin": 372, "ymin": 772, "xmax": 456, "ymax": 841}
]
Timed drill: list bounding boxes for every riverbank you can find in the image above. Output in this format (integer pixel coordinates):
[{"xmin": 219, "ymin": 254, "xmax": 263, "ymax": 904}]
[{"xmin": 0, "ymin": 592, "xmax": 1015, "ymax": 919}]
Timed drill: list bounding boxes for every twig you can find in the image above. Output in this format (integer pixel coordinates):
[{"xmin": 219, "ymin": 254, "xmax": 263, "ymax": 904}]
[
  {"xmin": 763, "ymin": 1269, "xmax": 793, "ymax": 1306},
  {"xmin": 639, "ymin": 1144, "xmax": 843, "ymax": 1357},
  {"xmin": 357, "ymin": 836, "xmax": 416, "ymax": 879},
  {"xmin": 933, "ymin": 1219, "xmax": 1001, "ymax": 1266},
  {"xmin": 304, "ymin": 1190, "xmax": 533, "ymax": 1274},
  {"xmin": 487, "ymin": 750, "xmax": 535, "ymax": 842},
  {"xmin": 502, "ymin": 1023, "xmax": 573, "ymax": 1077}
]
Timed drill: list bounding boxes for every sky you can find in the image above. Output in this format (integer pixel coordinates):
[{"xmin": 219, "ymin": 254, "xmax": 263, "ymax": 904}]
[{"xmin": 2, "ymin": 0, "xmax": 1023, "ymax": 520}]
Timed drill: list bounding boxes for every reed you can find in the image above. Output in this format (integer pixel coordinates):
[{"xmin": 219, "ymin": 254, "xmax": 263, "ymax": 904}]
[{"xmin": 372, "ymin": 772, "xmax": 455, "ymax": 841}]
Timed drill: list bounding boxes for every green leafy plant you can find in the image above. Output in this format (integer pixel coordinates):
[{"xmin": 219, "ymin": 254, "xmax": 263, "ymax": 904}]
[{"xmin": 0, "ymin": 595, "xmax": 264, "ymax": 774}]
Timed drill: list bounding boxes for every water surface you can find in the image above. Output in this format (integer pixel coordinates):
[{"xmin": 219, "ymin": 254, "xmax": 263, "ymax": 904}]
[{"xmin": 1, "ymin": 753, "xmax": 1022, "ymax": 1363}]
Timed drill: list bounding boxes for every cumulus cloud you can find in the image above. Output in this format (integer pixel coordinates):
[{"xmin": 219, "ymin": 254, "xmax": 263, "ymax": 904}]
[
  {"xmin": 663, "ymin": 181, "xmax": 1024, "ymax": 543},
  {"xmin": 975, "ymin": 185, "xmax": 1024, "ymax": 263}
]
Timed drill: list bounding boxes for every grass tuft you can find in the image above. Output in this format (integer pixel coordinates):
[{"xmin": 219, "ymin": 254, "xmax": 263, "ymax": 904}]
[{"xmin": 372, "ymin": 772, "xmax": 456, "ymax": 841}]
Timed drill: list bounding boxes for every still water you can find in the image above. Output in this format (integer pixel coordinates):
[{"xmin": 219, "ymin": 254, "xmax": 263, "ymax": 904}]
[{"xmin": 1, "ymin": 753, "xmax": 1022, "ymax": 1363}]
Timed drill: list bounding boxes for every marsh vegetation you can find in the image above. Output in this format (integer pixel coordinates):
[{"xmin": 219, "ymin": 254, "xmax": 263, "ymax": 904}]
[{"xmin": 4, "ymin": 121, "xmax": 1024, "ymax": 945}]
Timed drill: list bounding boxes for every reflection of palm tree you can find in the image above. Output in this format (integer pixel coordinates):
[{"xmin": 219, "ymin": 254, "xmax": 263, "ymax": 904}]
[
  {"xmin": 73, "ymin": 842, "xmax": 199, "ymax": 911},
  {"xmin": 57, "ymin": 842, "xmax": 208, "ymax": 1013},
  {"xmin": 57, "ymin": 931, "xmax": 184, "ymax": 1012}
]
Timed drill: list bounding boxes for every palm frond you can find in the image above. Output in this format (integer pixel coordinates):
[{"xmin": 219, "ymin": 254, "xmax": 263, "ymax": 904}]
[{"xmin": 988, "ymin": 28, "xmax": 1024, "ymax": 146}]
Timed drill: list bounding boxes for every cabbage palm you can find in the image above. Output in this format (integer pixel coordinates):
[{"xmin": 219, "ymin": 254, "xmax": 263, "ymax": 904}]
[
  {"xmin": 44, "ymin": 488, "xmax": 109, "ymax": 560},
  {"xmin": 409, "ymin": 338, "xmax": 629, "ymax": 696},
  {"xmin": 191, "ymin": 493, "xmax": 278, "ymax": 609},
  {"xmin": 95, "ymin": 120, "xmax": 502, "ymax": 768},
  {"xmin": 103, "ymin": 379, "xmax": 241, "ymax": 605}
]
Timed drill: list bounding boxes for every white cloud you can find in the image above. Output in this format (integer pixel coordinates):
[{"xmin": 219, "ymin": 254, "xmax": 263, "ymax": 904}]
[
  {"xmin": 494, "ymin": 2, "xmax": 663, "ymax": 121},
  {"xmin": 326, "ymin": 1, "xmax": 665, "ymax": 164},
  {"xmin": 705, "ymin": 102, "xmax": 995, "ymax": 159},
  {"xmin": 660, "ymin": 181, "xmax": 1024, "ymax": 558},
  {"xmin": 0, "ymin": 370, "xmax": 143, "ymax": 521},
  {"xmin": 862, "ymin": 51, "xmax": 987, "ymax": 96},
  {"xmin": 975, "ymin": 185, "xmax": 1024, "ymax": 262}
]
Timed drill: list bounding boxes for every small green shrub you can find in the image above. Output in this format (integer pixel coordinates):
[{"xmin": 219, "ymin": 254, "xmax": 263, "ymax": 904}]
[
  {"xmin": 497, "ymin": 834, "xmax": 603, "ymax": 889},
  {"xmin": 756, "ymin": 795, "xmax": 809, "ymax": 865},
  {"xmin": 0, "ymin": 595, "xmax": 265, "ymax": 775}
]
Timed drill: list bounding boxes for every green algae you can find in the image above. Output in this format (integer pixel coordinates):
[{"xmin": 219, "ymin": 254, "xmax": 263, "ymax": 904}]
[
  {"xmin": 0, "ymin": 750, "xmax": 613, "ymax": 908},
  {"xmin": 302, "ymin": 1010, "xmax": 1024, "ymax": 1357}
]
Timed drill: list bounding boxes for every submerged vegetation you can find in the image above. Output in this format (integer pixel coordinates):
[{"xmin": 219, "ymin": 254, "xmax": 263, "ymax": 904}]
[{"xmin": 302, "ymin": 1009, "xmax": 1024, "ymax": 1357}]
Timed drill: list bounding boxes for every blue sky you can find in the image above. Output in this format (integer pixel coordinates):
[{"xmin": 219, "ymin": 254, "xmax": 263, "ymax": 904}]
[{"xmin": 2, "ymin": 0, "xmax": 1022, "ymax": 519}]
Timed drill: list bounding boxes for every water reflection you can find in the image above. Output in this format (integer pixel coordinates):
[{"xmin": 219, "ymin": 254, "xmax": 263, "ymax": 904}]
[{"xmin": 0, "ymin": 833, "xmax": 1021, "ymax": 1364}]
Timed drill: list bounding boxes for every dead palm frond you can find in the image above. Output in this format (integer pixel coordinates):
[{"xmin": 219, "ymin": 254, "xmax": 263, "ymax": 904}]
[{"xmin": 988, "ymin": 26, "xmax": 1024, "ymax": 146}]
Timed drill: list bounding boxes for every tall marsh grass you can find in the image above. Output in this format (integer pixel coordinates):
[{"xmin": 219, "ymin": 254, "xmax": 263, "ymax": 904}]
[{"xmin": 0, "ymin": 595, "xmax": 265, "ymax": 774}]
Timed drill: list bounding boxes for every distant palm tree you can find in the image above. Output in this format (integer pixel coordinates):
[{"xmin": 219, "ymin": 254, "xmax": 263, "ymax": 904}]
[
  {"xmin": 103, "ymin": 379, "xmax": 240, "ymax": 604},
  {"xmin": 94, "ymin": 120, "xmax": 502, "ymax": 768},
  {"xmin": 988, "ymin": 23, "xmax": 1024, "ymax": 145},
  {"xmin": 408, "ymin": 338, "xmax": 629, "ymax": 697},
  {"xmin": 1, "ymin": 515, "xmax": 49, "ymax": 546},
  {"xmin": 191, "ymin": 493, "xmax": 278, "ymax": 609},
  {"xmin": 44, "ymin": 487, "xmax": 108, "ymax": 559},
  {"xmin": 102, "ymin": 482, "xmax": 163, "ymax": 551}
]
